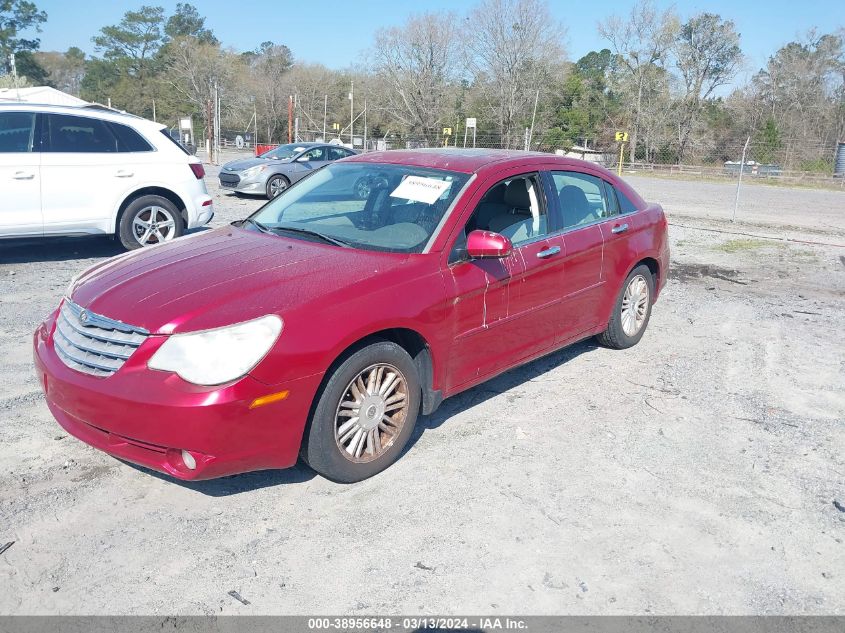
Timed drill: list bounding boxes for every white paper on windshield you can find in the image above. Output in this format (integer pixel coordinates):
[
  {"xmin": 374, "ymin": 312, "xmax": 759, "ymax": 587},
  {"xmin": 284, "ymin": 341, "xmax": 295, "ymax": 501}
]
[{"xmin": 390, "ymin": 176, "xmax": 451, "ymax": 205}]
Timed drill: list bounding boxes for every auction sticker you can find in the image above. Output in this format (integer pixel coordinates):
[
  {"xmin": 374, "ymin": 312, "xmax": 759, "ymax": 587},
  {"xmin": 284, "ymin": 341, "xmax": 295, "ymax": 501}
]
[{"xmin": 390, "ymin": 176, "xmax": 451, "ymax": 204}]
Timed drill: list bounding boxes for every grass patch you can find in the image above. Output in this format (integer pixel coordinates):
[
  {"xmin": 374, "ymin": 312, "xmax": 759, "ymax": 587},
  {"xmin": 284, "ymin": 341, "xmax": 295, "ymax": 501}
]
[{"xmin": 715, "ymin": 238, "xmax": 771, "ymax": 253}]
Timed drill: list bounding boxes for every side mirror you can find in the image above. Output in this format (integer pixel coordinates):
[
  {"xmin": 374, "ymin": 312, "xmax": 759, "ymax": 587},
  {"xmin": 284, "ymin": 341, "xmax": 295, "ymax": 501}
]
[{"xmin": 465, "ymin": 230, "xmax": 513, "ymax": 259}]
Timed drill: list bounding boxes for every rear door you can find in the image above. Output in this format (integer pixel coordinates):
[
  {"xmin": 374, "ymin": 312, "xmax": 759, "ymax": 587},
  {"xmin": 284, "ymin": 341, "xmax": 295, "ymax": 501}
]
[
  {"xmin": 548, "ymin": 170, "xmax": 608, "ymax": 339},
  {"xmin": 0, "ymin": 110, "xmax": 42, "ymax": 236}
]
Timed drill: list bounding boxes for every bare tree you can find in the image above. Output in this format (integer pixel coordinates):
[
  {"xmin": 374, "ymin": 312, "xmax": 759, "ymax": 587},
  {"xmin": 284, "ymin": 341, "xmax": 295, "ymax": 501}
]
[
  {"xmin": 166, "ymin": 36, "xmax": 237, "ymax": 150},
  {"xmin": 467, "ymin": 0, "xmax": 566, "ymax": 148},
  {"xmin": 673, "ymin": 13, "xmax": 742, "ymax": 161},
  {"xmin": 599, "ymin": 0, "xmax": 678, "ymax": 161},
  {"xmin": 371, "ymin": 12, "xmax": 460, "ymax": 143}
]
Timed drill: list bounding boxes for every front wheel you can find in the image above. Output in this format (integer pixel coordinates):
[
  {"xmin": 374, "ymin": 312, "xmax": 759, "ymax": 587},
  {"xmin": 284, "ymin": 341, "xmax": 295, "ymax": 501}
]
[
  {"xmin": 118, "ymin": 195, "xmax": 184, "ymax": 250},
  {"xmin": 301, "ymin": 341, "xmax": 420, "ymax": 483},
  {"xmin": 266, "ymin": 175, "xmax": 289, "ymax": 199},
  {"xmin": 597, "ymin": 264, "xmax": 655, "ymax": 349}
]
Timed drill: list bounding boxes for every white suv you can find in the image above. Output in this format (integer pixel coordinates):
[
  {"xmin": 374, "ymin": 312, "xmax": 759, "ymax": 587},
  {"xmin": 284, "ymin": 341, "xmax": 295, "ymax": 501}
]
[{"xmin": 0, "ymin": 103, "xmax": 214, "ymax": 250}]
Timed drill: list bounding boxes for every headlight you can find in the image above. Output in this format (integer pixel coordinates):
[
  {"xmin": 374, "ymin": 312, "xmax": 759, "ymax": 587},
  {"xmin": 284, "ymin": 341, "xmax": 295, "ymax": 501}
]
[
  {"xmin": 147, "ymin": 315, "xmax": 282, "ymax": 386},
  {"xmin": 242, "ymin": 165, "xmax": 267, "ymax": 178}
]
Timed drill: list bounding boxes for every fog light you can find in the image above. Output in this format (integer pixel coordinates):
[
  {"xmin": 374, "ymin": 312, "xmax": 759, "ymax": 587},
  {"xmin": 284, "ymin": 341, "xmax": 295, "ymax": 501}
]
[{"xmin": 181, "ymin": 450, "xmax": 197, "ymax": 470}]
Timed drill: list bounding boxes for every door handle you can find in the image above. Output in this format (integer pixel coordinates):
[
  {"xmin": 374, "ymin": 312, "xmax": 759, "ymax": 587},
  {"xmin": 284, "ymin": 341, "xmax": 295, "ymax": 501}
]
[
  {"xmin": 12, "ymin": 171, "xmax": 34, "ymax": 180},
  {"xmin": 536, "ymin": 245, "xmax": 561, "ymax": 259},
  {"xmin": 611, "ymin": 223, "xmax": 629, "ymax": 234},
  {"xmin": 115, "ymin": 170, "xmax": 134, "ymax": 178}
]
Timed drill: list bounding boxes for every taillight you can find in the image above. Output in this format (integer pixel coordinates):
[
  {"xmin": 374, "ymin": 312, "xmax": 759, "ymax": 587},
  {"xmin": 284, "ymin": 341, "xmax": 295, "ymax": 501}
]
[{"xmin": 189, "ymin": 163, "xmax": 205, "ymax": 179}]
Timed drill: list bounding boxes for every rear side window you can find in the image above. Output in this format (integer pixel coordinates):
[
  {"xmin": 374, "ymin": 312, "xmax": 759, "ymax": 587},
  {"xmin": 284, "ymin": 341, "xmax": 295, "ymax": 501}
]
[
  {"xmin": 160, "ymin": 129, "xmax": 190, "ymax": 155},
  {"xmin": 551, "ymin": 171, "xmax": 611, "ymax": 228},
  {"xmin": 615, "ymin": 188, "xmax": 639, "ymax": 214},
  {"xmin": 109, "ymin": 122, "xmax": 153, "ymax": 152},
  {"xmin": 327, "ymin": 147, "xmax": 351, "ymax": 161},
  {"xmin": 0, "ymin": 111, "xmax": 35, "ymax": 152},
  {"xmin": 46, "ymin": 113, "xmax": 119, "ymax": 153}
]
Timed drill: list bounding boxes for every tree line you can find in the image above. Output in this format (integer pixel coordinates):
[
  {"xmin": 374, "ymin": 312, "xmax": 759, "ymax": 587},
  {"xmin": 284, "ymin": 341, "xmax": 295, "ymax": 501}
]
[{"xmin": 1, "ymin": 0, "xmax": 843, "ymax": 171}]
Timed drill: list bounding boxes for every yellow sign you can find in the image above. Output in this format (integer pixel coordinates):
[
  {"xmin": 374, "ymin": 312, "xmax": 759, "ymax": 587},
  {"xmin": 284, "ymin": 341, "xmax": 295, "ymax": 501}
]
[
  {"xmin": 332, "ymin": 123, "xmax": 340, "ymax": 131},
  {"xmin": 443, "ymin": 127, "xmax": 452, "ymax": 136},
  {"xmin": 615, "ymin": 132, "xmax": 629, "ymax": 142}
]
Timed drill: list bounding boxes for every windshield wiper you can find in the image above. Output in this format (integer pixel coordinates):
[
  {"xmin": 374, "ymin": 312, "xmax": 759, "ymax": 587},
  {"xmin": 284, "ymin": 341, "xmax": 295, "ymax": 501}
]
[
  {"xmin": 239, "ymin": 218, "xmax": 272, "ymax": 234},
  {"xmin": 270, "ymin": 225, "xmax": 351, "ymax": 248}
]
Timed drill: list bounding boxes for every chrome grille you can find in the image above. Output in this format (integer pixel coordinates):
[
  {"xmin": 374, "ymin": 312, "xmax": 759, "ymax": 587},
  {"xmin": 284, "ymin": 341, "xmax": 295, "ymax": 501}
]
[{"xmin": 53, "ymin": 299, "xmax": 149, "ymax": 377}]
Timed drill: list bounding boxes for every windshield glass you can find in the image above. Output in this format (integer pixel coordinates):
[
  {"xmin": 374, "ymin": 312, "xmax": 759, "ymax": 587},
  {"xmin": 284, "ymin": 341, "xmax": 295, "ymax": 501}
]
[
  {"xmin": 260, "ymin": 143, "xmax": 309, "ymax": 160},
  {"xmin": 249, "ymin": 162, "xmax": 470, "ymax": 253}
]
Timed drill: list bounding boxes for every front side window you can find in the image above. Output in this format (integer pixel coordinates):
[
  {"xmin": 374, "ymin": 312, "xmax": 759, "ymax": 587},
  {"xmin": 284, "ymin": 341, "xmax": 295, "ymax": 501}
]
[
  {"xmin": 0, "ymin": 112, "xmax": 36, "ymax": 152},
  {"xmin": 300, "ymin": 147, "xmax": 326, "ymax": 162},
  {"xmin": 250, "ymin": 162, "xmax": 470, "ymax": 253},
  {"xmin": 551, "ymin": 171, "xmax": 611, "ymax": 229},
  {"xmin": 46, "ymin": 114, "xmax": 119, "ymax": 153},
  {"xmin": 449, "ymin": 174, "xmax": 548, "ymax": 263}
]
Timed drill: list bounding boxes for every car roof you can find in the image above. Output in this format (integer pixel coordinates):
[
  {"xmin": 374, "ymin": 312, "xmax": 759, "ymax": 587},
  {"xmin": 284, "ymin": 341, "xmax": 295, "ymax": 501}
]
[
  {"xmin": 0, "ymin": 102, "xmax": 162, "ymax": 128},
  {"xmin": 345, "ymin": 147, "xmax": 618, "ymax": 177}
]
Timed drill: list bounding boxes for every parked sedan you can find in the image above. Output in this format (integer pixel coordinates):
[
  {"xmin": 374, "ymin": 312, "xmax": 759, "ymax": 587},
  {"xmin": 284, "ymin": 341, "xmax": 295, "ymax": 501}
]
[
  {"xmin": 219, "ymin": 142, "xmax": 357, "ymax": 198},
  {"xmin": 34, "ymin": 149, "xmax": 669, "ymax": 483}
]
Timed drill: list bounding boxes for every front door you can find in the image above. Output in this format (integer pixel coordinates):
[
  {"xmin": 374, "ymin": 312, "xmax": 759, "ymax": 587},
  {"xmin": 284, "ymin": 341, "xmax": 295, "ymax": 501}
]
[
  {"xmin": 290, "ymin": 146, "xmax": 330, "ymax": 183},
  {"xmin": 0, "ymin": 110, "xmax": 42, "ymax": 237}
]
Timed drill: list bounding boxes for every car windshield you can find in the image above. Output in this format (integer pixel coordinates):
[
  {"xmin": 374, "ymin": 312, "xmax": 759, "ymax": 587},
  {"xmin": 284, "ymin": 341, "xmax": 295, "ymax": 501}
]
[
  {"xmin": 249, "ymin": 162, "xmax": 470, "ymax": 253},
  {"xmin": 260, "ymin": 143, "xmax": 309, "ymax": 160}
]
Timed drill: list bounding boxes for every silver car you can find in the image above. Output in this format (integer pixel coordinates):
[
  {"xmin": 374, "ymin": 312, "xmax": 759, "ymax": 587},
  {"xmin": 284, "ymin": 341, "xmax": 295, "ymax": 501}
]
[{"xmin": 219, "ymin": 142, "xmax": 357, "ymax": 198}]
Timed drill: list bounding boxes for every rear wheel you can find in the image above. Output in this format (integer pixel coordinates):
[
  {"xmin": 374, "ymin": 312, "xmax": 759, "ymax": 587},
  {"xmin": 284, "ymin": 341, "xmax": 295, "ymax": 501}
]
[
  {"xmin": 118, "ymin": 195, "xmax": 184, "ymax": 250},
  {"xmin": 266, "ymin": 175, "xmax": 289, "ymax": 199},
  {"xmin": 301, "ymin": 341, "xmax": 420, "ymax": 483},
  {"xmin": 597, "ymin": 264, "xmax": 654, "ymax": 349}
]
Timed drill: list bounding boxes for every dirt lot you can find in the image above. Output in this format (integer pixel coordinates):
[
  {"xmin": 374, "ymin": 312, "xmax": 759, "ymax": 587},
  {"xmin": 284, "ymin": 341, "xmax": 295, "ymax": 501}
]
[{"xmin": 1, "ymin": 163, "xmax": 843, "ymax": 615}]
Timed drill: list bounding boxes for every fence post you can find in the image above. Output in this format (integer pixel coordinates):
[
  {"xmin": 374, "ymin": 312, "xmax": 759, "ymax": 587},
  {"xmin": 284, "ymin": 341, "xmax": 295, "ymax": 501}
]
[{"xmin": 732, "ymin": 136, "xmax": 751, "ymax": 223}]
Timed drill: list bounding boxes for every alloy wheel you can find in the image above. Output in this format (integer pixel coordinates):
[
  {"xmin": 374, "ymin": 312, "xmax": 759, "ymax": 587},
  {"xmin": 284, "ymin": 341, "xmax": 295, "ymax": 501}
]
[
  {"xmin": 621, "ymin": 274, "xmax": 649, "ymax": 336},
  {"xmin": 334, "ymin": 363, "xmax": 409, "ymax": 463},
  {"xmin": 269, "ymin": 177, "xmax": 288, "ymax": 197},
  {"xmin": 132, "ymin": 206, "xmax": 177, "ymax": 246}
]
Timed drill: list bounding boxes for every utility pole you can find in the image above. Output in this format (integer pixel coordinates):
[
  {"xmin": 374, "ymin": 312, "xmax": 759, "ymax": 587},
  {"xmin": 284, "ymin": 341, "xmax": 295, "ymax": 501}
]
[
  {"xmin": 322, "ymin": 94, "xmax": 327, "ymax": 141},
  {"xmin": 349, "ymin": 80, "xmax": 354, "ymax": 147},
  {"xmin": 287, "ymin": 95, "xmax": 293, "ymax": 143},
  {"xmin": 732, "ymin": 136, "xmax": 751, "ymax": 222},
  {"xmin": 527, "ymin": 88, "xmax": 539, "ymax": 150},
  {"xmin": 363, "ymin": 99, "xmax": 367, "ymax": 152}
]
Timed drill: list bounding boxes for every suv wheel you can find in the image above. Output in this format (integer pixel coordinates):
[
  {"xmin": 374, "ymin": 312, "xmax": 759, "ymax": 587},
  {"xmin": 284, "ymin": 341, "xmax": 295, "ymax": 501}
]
[{"xmin": 118, "ymin": 195, "xmax": 184, "ymax": 250}]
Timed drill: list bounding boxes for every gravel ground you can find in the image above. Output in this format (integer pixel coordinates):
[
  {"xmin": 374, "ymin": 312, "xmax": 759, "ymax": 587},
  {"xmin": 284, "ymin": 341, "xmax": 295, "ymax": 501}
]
[{"xmin": 0, "ymin": 158, "xmax": 843, "ymax": 615}]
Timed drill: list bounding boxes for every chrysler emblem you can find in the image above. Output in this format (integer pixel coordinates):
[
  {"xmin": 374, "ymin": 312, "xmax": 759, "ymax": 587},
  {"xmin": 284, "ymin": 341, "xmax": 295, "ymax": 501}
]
[{"xmin": 79, "ymin": 310, "xmax": 90, "ymax": 324}]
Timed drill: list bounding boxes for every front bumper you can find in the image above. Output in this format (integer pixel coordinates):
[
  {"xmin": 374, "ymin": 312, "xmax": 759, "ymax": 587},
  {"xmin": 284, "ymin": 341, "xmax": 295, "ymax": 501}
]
[
  {"xmin": 219, "ymin": 172, "xmax": 266, "ymax": 195},
  {"xmin": 33, "ymin": 310, "xmax": 322, "ymax": 481}
]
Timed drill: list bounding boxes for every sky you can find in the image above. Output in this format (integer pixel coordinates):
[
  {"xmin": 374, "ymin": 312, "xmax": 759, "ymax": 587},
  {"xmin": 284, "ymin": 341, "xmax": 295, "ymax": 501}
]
[{"xmin": 30, "ymin": 0, "xmax": 845, "ymax": 86}]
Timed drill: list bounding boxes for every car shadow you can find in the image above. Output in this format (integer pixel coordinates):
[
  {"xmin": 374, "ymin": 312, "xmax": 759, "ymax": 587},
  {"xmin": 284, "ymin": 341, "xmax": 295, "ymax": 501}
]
[
  {"xmin": 120, "ymin": 338, "xmax": 598, "ymax": 496},
  {"xmin": 0, "ymin": 236, "xmax": 125, "ymax": 264},
  {"xmin": 405, "ymin": 338, "xmax": 599, "ymax": 452},
  {"xmin": 121, "ymin": 460, "xmax": 317, "ymax": 496}
]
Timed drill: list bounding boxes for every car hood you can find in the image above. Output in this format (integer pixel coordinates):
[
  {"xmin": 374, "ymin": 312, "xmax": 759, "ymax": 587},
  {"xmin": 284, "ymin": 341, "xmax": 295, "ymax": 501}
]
[
  {"xmin": 221, "ymin": 157, "xmax": 288, "ymax": 172},
  {"xmin": 69, "ymin": 227, "xmax": 408, "ymax": 335}
]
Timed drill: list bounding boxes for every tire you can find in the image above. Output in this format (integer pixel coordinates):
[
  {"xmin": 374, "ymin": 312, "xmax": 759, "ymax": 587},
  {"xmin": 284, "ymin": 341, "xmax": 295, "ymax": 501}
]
[
  {"xmin": 301, "ymin": 341, "xmax": 421, "ymax": 483},
  {"xmin": 597, "ymin": 264, "xmax": 655, "ymax": 350},
  {"xmin": 118, "ymin": 195, "xmax": 184, "ymax": 250},
  {"xmin": 266, "ymin": 175, "xmax": 290, "ymax": 199}
]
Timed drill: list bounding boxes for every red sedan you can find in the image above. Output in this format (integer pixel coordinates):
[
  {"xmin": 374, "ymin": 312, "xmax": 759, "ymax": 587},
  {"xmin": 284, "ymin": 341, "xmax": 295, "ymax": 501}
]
[{"xmin": 34, "ymin": 149, "xmax": 669, "ymax": 483}]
